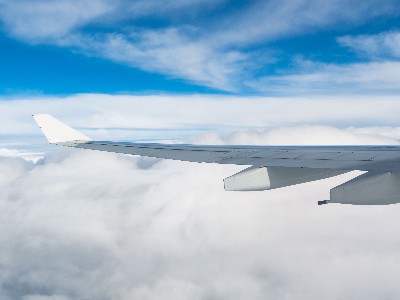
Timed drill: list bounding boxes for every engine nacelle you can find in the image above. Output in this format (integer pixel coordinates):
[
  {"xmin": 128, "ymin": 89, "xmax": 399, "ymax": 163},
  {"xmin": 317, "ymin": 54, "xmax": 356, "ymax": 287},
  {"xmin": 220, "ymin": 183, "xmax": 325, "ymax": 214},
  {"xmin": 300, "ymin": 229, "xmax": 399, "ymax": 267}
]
[
  {"xmin": 224, "ymin": 166, "xmax": 347, "ymax": 191},
  {"xmin": 329, "ymin": 172, "xmax": 400, "ymax": 205}
]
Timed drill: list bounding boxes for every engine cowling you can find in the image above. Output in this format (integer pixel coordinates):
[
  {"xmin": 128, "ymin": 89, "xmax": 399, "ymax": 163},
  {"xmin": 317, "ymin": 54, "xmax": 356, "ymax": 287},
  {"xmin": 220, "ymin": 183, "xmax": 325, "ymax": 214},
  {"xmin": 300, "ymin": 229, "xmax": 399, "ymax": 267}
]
[
  {"xmin": 329, "ymin": 171, "xmax": 400, "ymax": 205},
  {"xmin": 224, "ymin": 166, "xmax": 347, "ymax": 191}
]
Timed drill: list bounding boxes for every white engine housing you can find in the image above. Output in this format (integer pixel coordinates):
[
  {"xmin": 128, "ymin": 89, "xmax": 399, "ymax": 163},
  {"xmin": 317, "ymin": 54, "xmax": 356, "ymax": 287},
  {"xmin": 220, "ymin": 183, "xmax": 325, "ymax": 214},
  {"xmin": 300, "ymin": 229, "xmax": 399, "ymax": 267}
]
[{"xmin": 224, "ymin": 166, "xmax": 347, "ymax": 191}]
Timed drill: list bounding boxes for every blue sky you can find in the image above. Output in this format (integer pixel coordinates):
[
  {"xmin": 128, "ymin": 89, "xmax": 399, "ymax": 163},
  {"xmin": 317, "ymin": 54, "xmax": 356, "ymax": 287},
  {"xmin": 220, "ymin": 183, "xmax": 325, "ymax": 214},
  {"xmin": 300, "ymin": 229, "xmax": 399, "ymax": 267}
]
[
  {"xmin": 3, "ymin": 3, "xmax": 400, "ymax": 299},
  {"xmin": 1, "ymin": 0, "xmax": 400, "ymax": 95}
]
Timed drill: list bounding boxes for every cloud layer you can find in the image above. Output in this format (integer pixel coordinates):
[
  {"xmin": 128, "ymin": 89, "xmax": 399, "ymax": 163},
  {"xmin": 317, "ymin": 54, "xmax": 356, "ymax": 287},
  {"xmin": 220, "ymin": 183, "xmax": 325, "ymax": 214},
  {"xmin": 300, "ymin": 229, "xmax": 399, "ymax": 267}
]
[
  {"xmin": 2, "ymin": 94, "xmax": 400, "ymax": 147},
  {"xmin": 1, "ymin": 127, "xmax": 400, "ymax": 299},
  {"xmin": 1, "ymin": 88, "xmax": 399, "ymax": 299}
]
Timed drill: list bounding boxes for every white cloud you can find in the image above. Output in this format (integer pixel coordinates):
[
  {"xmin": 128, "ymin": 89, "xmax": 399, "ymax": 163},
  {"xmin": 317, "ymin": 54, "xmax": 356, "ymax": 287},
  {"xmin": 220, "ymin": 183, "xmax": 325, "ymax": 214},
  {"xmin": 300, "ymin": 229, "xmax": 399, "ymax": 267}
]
[
  {"xmin": 338, "ymin": 31, "xmax": 400, "ymax": 59},
  {"xmin": 123, "ymin": 0, "xmax": 226, "ymax": 19},
  {"xmin": 2, "ymin": 0, "xmax": 398, "ymax": 45},
  {"xmin": 1, "ymin": 128, "xmax": 400, "ymax": 299},
  {"xmin": 73, "ymin": 30, "xmax": 246, "ymax": 91},
  {"xmin": 0, "ymin": 155, "xmax": 33, "ymax": 187},
  {"xmin": 0, "ymin": 0, "xmax": 113, "ymax": 42},
  {"xmin": 0, "ymin": 0, "xmax": 233, "ymax": 89},
  {"xmin": 2, "ymin": 94, "xmax": 400, "ymax": 147},
  {"xmin": 0, "ymin": 148, "xmax": 42, "ymax": 162},
  {"xmin": 211, "ymin": 0, "xmax": 400, "ymax": 46},
  {"xmin": 249, "ymin": 60, "xmax": 400, "ymax": 95},
  {"xmin": 196, "ymin": 126, "xmax": 400, "ymax": 145},
  {"xmin": 1, "ymin": 0, "xmax": 399, "ymax": 91}
]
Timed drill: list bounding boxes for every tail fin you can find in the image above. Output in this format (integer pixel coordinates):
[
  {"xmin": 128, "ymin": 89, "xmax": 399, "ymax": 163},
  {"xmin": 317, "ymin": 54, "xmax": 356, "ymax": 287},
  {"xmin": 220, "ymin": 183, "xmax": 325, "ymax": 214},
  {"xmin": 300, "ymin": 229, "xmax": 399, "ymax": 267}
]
[{"xmin": 33, "ymin": 114, "xmax": 91, "ymax": 144}]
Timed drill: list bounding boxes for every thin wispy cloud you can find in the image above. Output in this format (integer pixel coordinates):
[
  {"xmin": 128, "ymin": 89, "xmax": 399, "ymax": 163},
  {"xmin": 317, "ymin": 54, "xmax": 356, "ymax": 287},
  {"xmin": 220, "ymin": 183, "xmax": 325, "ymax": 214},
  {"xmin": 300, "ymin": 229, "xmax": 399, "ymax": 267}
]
[
  {"xmin": 249, "ymin": 60, "xmax": 400, "ymax": 95},
  {"xmin": 0, "ymin": 0, "xmax": 113, "ymax": 42},
  {"xmin": 1, "ymin": 0, "xmax": 399, "ymax": 92},
  {"xmin": 73, "ymin": 30, "xmax": 247, "ymax": 91},
  {"xmin": 338, "ymin": 31, "xmax": 400, "ymax": 59},
  {"xmin": 210, "ymin": 0, "xmax": 400, "ymax": 46}
]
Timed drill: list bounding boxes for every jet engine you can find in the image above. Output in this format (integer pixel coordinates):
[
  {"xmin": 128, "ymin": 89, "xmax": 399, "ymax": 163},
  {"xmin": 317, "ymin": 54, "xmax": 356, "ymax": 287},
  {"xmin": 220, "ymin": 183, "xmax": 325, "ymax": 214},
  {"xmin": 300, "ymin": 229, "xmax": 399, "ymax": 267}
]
[
  {"xmin": 224, "ymin": 166, "xmax": 400, "ymax": 205},
  {"xmin": 329, "ymin": 171, "xmax": 400, "ymax": 205},
  {"xmin": 224, "ymin": 166, "xmax": 347, "ymax": 191}
]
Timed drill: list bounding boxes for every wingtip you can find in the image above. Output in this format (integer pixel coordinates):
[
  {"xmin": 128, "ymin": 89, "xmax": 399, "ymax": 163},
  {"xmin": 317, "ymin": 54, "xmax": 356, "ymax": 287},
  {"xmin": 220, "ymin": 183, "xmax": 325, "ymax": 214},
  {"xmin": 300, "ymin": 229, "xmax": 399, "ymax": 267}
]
[{"xmin": 33, "ymin": 114, "xmax": 91, "ymax": 144}]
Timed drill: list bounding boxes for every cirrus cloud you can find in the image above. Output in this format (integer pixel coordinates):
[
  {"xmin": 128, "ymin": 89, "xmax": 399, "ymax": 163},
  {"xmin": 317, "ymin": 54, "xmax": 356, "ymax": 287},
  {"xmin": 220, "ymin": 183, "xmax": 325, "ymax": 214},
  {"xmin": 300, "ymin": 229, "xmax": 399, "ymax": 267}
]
[
  {"xmin": 1, "ymin": 0, "xmax": 399, "ymax": 92},
  {"xmin": 338, "ymin": 31, "xmax": 400, "ymax": 59}
]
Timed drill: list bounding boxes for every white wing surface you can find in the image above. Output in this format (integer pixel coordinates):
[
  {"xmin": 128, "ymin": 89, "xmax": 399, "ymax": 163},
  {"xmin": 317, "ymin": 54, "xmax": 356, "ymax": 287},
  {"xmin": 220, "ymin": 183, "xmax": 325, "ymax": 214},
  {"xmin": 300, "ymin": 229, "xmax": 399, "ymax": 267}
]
[{"xmin": 33, "ymin": 114, "xmax": 400, "ymax": 205}]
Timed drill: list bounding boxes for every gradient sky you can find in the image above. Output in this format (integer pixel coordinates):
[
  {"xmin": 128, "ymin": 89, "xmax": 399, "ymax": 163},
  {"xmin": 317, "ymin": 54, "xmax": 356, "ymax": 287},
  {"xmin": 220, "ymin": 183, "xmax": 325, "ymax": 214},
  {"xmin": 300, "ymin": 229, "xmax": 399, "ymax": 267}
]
[{"xmin": 1, "ymin": 2, "xmax": 400, "ymax": 299}]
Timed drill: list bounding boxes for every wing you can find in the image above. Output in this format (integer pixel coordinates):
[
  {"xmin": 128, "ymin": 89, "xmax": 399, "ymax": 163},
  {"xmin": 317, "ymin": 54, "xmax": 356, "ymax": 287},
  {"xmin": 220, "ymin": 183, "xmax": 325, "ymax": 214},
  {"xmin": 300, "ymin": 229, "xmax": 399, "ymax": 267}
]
[{"xmin": 33, "ymin": 114, "xmax": 400, "ymax": 205}]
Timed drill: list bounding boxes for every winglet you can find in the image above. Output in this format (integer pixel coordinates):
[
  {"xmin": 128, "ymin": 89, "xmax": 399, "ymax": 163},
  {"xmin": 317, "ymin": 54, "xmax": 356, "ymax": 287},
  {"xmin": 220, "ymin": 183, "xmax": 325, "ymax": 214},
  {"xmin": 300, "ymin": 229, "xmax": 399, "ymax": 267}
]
[{"xmin": 33, "ymin": 114, "xmax": 91, "ymax": 144}]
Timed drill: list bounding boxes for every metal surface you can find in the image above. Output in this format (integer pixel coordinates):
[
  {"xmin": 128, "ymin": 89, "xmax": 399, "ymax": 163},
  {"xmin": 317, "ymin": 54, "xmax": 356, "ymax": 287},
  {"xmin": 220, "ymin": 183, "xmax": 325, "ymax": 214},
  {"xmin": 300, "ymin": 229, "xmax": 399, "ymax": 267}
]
[
  {"xmin": 71, "ymin": 141, "xmax": 400, "ymax": 172},
  {"xmin": 33, "ymin": 114, "xmax": 400, "ymax": 205},
  {"xmin": 224, "ymin": 166, "xmax": 347, "ymax": 191},
  {"xmin": 330, "ymin": 172, "xmax": 400, "ymax": 205}
]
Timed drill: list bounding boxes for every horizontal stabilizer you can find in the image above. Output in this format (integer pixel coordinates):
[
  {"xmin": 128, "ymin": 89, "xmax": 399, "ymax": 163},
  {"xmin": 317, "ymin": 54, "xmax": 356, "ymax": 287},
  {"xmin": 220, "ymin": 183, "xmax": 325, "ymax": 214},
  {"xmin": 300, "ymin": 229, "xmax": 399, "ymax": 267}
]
[{"xmin": 33, "ymin": 114, "xmax": 91, "ymax": 144}]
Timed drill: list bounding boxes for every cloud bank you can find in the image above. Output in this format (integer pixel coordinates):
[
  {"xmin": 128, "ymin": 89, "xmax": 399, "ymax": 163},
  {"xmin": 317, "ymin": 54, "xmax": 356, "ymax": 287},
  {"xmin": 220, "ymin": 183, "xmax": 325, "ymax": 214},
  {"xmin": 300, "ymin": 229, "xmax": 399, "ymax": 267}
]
[
  {"xmin": 1, "ymin": 127, "xmax": 400, "ymax": 299},
  {"xmin": 2, "ymin": 94, "xmax": 400, "ymax": 146},
  {"xmin": 0, "ymin": 89, "xmax": 399, "ymax": 299}
]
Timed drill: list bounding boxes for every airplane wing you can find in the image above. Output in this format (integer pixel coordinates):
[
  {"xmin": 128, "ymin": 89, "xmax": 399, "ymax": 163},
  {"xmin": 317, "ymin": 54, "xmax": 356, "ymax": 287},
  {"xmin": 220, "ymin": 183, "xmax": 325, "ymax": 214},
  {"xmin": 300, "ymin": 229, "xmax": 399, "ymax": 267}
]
[{"xmin": 33, "ymin": 114, "xmax": 400, "ymax": 205}]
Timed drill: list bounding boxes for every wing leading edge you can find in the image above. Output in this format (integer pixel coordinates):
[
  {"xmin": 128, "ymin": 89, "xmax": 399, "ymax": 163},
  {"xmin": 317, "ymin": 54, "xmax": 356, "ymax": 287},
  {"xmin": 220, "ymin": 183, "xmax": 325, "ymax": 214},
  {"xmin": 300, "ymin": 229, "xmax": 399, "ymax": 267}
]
[{"xmin": 33, "ymin": 114, "xmax": 400, "ymax": 205}]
